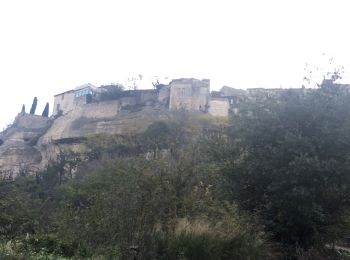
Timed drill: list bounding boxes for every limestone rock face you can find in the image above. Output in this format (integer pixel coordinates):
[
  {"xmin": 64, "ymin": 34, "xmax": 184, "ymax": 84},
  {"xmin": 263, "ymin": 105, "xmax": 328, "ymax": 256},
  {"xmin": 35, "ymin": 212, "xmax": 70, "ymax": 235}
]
[
  {"xmin": 39, "ymin": 104, "xmax": 170, "ymax": 144},
  {"xmin": 0, "ymin": 104, "xmax": 171, "ymax": 178},
  {"xmin": 0, "ymin": 114, "xmax": 53, "ymax": 177},
  {"xmin": 0, "ymin": 146, "xmax": 42, "ymax": 178}
]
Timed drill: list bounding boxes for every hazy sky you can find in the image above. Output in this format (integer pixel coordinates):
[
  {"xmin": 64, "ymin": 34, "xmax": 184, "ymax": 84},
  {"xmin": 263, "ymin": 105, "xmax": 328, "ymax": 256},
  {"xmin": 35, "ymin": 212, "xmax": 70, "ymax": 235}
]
[{"xmin": 1, "ymin": 0, "xmax": 350, "ymax": 129}]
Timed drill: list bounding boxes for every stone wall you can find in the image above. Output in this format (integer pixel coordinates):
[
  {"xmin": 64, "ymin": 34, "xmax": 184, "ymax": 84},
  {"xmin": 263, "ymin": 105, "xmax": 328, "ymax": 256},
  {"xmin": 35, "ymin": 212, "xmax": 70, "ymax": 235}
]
[
  {"xmin": 15, "ymin": 114, "xmax": 52, "ymax": 129},
  {"xmin": 53, "ymin": 91, "xmax": 75, "ymax": 115},
  {"xmin": 169, "ymin": 81, "xmax": 193, "ymax": 110},
  {"xmin": 208, "ymin": 98, "xmax": 230, "ymax": 117},
  {"xmin": 191, "ymin": 84, "xmax": 210, "ymax": 111},
  {"xmin": 119, "ymin": 90, "xmax": 157, "ymax": 108},
  {"xmin": 138, "ymin": 90, "xmax": 157, "ymax": 104},
  {"xmin": 79, "ymin": 100, "xmax": 120, "ymax": 118},
  {"xmin": 169, "ymin": 79, "xmax": 210, "ymax": 111}
]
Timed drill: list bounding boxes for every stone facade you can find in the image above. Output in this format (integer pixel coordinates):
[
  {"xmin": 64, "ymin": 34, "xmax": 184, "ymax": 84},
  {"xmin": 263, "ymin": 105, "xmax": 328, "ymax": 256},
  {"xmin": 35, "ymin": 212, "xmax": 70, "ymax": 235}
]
[
  {"xmin": 208, "ymin": 98, "xmax": 230, "ymax": 117},
  {"xmin": 53, "ymin": 83, "xmax": 101, "ymax": 116},
  {"xmin": 53, "ymin": 79, "xmax": 213, "ymax": 116},
  {"xmin": 169, "ymin": 78, "xmax": 210, "ymax": 111},
  {"xmin": 53, "ymin": 79, "xmax": 302, "ymax": 123},
  {"xmin": 53, "ymin": 90, "xmax": 75, "ymax": 116},
  {"xmin": 51, "ymin": 79, "xmax": 268, "ymax": 119}
]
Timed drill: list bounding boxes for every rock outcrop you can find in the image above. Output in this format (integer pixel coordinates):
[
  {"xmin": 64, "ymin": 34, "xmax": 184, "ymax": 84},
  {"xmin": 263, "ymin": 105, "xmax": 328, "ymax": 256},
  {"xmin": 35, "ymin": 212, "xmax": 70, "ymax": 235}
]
[
  {"xmin": 0, "ymin": 103, "xmax": 172, "ymax": 178},
  {"xmin": 0, "ymin": 114, "xmax": 53, "ymax": 177}
]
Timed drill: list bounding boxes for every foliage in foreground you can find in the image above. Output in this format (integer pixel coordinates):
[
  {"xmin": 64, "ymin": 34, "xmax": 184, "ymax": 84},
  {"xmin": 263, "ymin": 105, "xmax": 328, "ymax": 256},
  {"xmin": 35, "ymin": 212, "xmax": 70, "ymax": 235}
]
[
  {"xmin": 0, "ymin": 137, "xmax": 274, "ymax": 259},
  {"xmin": 53, "ymin": 156, "xmax": 274, "ymax": 259}
]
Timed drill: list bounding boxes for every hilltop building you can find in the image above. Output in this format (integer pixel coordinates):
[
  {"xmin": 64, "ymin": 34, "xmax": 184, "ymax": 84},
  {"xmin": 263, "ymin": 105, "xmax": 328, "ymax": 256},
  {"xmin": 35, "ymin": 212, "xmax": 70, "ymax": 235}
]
[
  {"xmin": 52, "ymin": 78, "xmax": 233, "ymax": 117},
  {"xmin": 55, "ymin": 78, "xmax": 311, "ymax": 118},
  {"xmin": 53, "ymin": 83, "xmax": 101, "ymax": 115},
  {"xmin": 168, "ymin": 78, "xmax": 210, "ymax": 111},
  {"xmin": 53, "ymin": 78, "xmax": 299, "ymax": 118}
]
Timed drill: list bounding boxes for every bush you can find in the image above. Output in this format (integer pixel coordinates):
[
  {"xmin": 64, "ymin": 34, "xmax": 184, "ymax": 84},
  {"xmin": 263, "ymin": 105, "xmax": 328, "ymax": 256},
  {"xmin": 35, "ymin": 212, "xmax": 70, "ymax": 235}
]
[
  {"xmin": 153, "ymin": 217, "xmax": 275, "ymax": 260},
  {"xmin": 99, "ymin": 84, "xmax": 125, "ymax": 101}
]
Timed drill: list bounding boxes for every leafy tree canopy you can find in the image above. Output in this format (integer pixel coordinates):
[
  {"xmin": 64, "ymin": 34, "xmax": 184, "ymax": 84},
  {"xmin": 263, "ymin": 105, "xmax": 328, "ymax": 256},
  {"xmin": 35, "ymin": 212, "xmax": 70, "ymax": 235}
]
[{"xmin": 226, "ymin": 83, "xmax": 350, "ymax": 250}]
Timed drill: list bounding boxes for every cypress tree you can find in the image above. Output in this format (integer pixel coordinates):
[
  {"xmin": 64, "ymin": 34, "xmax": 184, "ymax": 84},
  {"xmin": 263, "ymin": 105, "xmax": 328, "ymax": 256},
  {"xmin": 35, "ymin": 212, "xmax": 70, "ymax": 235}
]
[
  {"xmin": 21, "ymin": 104, "xmax": 25, "ymax": 113},
  {"xmin": 30, "ymin": 97, "xmax": 38, "ymax": 115},
  {"xmin": 42, "ymin": 102, "xmax": 49, "ymax": 117}
]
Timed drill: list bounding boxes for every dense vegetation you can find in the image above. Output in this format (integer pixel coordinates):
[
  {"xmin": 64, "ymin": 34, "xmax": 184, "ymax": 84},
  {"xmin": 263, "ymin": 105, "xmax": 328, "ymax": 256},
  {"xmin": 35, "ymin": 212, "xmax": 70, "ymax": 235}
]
[
  {"xmin": 2, "ymin": 81, "xmax": 350, "ymax": 259},
  {"xmin": 99, "ymin": 84, "xmax": 126, "ymax": 101}
]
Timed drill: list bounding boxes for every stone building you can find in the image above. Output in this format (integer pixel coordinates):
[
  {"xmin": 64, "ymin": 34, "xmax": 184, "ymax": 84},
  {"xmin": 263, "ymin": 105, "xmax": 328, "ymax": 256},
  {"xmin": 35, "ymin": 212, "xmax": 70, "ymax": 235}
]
[
  {"xmin": 52, "ymin": 78, "xmax": 243, "ymax": 118},
  {"xmin": 53, "ymin": 83, "xmax": 101, "ymax": 115},
  {"xmin": 208, "ymin": 91, "xmax": 230, "ymax": 117},
  {"xmin": 53, "ymin": 79, "xmax": 212, "ymax": 116},
  {"xmin": 169, "ymin": 78, "xmax": 210, "ymax": 111}
]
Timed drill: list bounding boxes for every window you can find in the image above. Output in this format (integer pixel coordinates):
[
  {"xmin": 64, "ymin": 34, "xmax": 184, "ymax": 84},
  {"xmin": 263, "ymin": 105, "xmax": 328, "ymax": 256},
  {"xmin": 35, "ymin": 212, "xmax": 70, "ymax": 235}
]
[
  {"xmin": 61, "ymin": 93, "xmax": 65, "ymax": 100},
  {"xmin": 56, "ymin": 104, "xmax": 60, "ymax": 112},
  {"xmin": 75, "ymin": 88, "xmax": 91, "ymax": 98}
]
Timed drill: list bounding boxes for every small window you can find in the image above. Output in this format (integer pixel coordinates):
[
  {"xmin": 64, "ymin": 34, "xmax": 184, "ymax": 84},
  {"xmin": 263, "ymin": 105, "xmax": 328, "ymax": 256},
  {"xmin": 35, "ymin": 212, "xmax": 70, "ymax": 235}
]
[
  {"xmin": 61, "ymin": 93, "xmax": 65, "ymax": 100},
  {"xmin": 56, "ymin": 104, "xmax": 60, "ymax": 112},
  {"xmin": 75, "ymin": 88, "xmax": 91, "ymax": 98}
]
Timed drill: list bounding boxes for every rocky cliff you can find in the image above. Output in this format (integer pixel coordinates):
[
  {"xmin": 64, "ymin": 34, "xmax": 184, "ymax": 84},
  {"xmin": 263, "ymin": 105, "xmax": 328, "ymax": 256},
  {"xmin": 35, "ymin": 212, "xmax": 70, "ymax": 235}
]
[
  {"xmin": 0, "ymin": 114, "xmax": 53, "ymax": 178},
  {"xmin": 0, "ymin": 102, "xmax": 173, "ymax": 178}
]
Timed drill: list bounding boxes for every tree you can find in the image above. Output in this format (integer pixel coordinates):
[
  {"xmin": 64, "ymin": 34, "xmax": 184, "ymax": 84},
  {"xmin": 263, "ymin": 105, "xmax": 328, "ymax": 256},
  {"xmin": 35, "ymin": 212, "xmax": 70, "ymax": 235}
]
[
  {"xmin": 226, "ymin": 85, "xmax": 350, "ymax": 252},
  {"xmin": 30, "ymin": 97, "xmax": 38, "ymax": 115},
  {"xmin": 143, "ymin": 121, "xmax": 171, "ymax": 159},
  {"xmin": 0, "ymin": 177, "xmax": 42, "ymax": 240},
  {"xmin": 21, "ymin": 104, "xmax": 25, "ymax": 114},
  {"xmin": 303, "ymin": 54, "xmax": 344, "ymax": 88},
  {"xmin": 99, "ymin": 84, "xmax": 125, "ymax": 101},
  {"xmin": 41, "ymin": 102, "xmax": 49, "ymax": 117}
]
